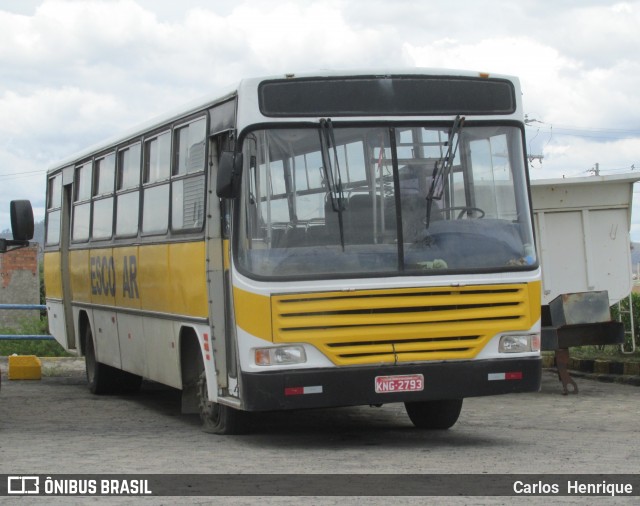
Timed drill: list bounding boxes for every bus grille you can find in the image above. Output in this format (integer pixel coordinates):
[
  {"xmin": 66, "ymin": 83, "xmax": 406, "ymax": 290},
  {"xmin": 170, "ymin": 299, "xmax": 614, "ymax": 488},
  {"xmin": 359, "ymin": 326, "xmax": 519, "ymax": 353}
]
[{"xmin": 271, "ymin": 284, "xmax": 534, "ymax": 366}]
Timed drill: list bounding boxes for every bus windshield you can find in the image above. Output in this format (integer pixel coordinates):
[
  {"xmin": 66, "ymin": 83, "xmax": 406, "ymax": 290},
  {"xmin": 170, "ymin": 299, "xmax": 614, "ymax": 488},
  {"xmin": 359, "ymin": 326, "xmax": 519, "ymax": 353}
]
[{"xmin": 236, "ymin": 123, "xmax": 536, "ymax": 279}]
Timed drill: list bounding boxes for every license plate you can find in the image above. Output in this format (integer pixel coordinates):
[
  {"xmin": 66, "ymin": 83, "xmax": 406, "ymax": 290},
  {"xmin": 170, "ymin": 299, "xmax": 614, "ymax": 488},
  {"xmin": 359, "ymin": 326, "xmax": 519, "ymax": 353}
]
[{"xmin": 375, "ymin": 374, "xmax": 424, "ymax": 393}]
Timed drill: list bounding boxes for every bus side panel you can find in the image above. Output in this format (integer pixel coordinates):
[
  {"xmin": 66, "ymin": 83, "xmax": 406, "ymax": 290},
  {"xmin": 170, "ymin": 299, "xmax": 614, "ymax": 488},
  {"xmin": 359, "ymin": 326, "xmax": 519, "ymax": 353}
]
[
  {"xmin": 143, "ymin": 317, "xmax": 181, "ymax": 388},
  {"xmin": 45, "ymin": 300, "xmax": 69, "ymax": 351},
  {"xmin": 114, "ymin": 246, "xmax": 142, "ymax": 310},
  {"xmin": 93, "ymin": 308, "xmax": 121, "ymax": 369},
  {"xmin": 69, "ymin": 249, "xmax": 90, "ymax": 303},
  {"xmin": 118, "ymin": 312, "xmax": 147, "ymax": 378},
  {"xmin": 135, "ymin": 242, "xmax": 208, "ymax": 317},
  {"xmin": 138, "ymin": 244, "xmax": 171, "ymax": 314},
  {"xmin": 168, "ymin": 242, "xmax": 208, "ymax": 317},
  {"xmin": 43, "ymin": 251, "xmax": 70, "ymax": 350},
  {"xmin": 88, "ymin": 247, "xmax": 116, "ymax": 307},
  {"xmin": 43, "ymin": 251, "xmax": 62, "ymax": 299}
]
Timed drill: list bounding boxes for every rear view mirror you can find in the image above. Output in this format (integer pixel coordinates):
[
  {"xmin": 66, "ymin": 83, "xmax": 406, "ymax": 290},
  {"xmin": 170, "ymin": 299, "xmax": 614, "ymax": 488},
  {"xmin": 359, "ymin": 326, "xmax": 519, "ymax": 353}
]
[
  {"xmin": 11, "ymin": 200, "xmax": 34, "ymax": 241},
  {"xmin": 0, "ymin": 200, "xmax": 34, "ymax": 253},
  {"xmin": 216, "ymin": 151, "xmax": 243, "ymax": 199}
]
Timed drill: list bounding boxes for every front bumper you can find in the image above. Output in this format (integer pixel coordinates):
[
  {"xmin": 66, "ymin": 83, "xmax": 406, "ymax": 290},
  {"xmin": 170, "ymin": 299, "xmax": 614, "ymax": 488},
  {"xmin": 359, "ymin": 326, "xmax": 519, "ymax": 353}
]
[{"xmin": 240, "ymin": 357, "xmax": 541, "ymax": 411}]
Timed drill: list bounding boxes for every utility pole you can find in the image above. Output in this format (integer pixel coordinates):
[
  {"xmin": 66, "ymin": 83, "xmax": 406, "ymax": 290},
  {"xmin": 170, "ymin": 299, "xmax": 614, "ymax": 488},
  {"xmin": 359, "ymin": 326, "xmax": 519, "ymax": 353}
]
[{"xmin": 524, "ymin": 115, "xmax": 544, "ymax": 166}]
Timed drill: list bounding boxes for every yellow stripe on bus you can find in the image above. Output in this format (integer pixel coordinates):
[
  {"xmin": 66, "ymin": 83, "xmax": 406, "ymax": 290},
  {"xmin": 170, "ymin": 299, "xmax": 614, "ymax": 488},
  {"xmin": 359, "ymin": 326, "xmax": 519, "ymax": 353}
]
[
  {"xmin": 233, "ymin": 286, "xmax": 272, "ymax": 341},
  {"xmin": 47, "ymin": 242, "xmax": 207, "ymax": 318},
  {"xmin": 271, "ymin": 282, "xmax": 541, "ymax": 366},
  {"xmin": 43, "ymin": 251, "xmax": 63, "ymax": 300},
  {"xmin": 231, "ymin": 281, "xmax": 541, "ymax": 359}
]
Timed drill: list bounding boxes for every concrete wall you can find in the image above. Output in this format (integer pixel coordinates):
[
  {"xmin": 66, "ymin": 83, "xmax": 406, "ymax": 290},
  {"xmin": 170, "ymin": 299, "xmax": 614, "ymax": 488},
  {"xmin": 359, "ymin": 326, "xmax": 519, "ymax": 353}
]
[{"xmin": 0, "ymin": 244, "xmax": 40, "ymax": 329}]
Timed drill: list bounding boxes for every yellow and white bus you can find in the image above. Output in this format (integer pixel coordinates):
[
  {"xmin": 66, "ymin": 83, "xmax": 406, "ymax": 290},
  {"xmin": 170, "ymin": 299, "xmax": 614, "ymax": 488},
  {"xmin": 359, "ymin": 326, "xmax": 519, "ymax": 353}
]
[{"xmin": 38, "ymin": 69, "xmax": 542, "ymax": 434}]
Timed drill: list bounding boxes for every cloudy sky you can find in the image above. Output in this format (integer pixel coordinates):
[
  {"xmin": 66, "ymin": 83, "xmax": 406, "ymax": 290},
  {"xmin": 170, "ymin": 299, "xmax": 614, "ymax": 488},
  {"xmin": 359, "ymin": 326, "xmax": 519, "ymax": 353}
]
[{"xmin": 1, "ymin": 0, "xmax": 639, "ymax": 238}]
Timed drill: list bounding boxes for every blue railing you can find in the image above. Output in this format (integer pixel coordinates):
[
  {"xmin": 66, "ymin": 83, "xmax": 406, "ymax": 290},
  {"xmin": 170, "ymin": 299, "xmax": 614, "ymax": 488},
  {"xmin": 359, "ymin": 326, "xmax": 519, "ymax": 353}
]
[{"xmin": 0, "ymin": 304, "xmax": 55, "ymax": 340}]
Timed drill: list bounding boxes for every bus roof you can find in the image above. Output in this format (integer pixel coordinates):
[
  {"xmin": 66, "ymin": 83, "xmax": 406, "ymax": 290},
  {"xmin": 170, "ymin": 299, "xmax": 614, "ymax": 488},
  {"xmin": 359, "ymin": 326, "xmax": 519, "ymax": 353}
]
[
  {"xmin": 47, "ymin": 68, "xmax": 520, "ymax": 174},
  {"xmin": 47, "ymin": 86, "xmax": 237, "ymax": 173}
]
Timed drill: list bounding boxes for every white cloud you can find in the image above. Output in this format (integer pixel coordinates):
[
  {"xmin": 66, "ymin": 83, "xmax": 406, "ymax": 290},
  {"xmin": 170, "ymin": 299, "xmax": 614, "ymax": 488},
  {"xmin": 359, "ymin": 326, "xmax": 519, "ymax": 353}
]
[
  {"xmin": 0, "ymin": 87, "xmax": 123, "ymax": 141},
  {"xmin": 0, "ymin": 86, "xmax": 129, "ymax": 229},
  {"xmin": 533, "ymin": 137, "xmax": 640, "ymax": 178},
  {"xmin": 403, "ymin": 36, "xmax": 588, "ymax": 125},
  {"xmin": 546, "ymin": 2, "xmax": 640, "ymax": 66}
]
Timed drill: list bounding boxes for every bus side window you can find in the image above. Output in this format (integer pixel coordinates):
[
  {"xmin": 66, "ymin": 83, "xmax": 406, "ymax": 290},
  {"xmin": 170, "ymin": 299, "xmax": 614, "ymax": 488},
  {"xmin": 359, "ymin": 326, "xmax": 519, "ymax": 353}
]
[
  {"xmin": 46, "ymin": 173, "xmax": 62, "ymax": 245},
  {"xmin": 172, "ymin": 175, "xmax": 205, "ymax": 230},
  {"xmin": 171, "ymin": 118, "xmax": 206, "ymax": 231},
  {"xmin": 118, "ymin": 143, "xmax": 141, "ymax": 190},
  {"xmin": 72, "ymin": 161, "xmax": 92, "ymax": 242},
  {"xmin": 174, "ymin": 118, "xmax": 206, "ymax": 176},
  {"xmin": 116, "ymin": 192, "xmax": 139, "ymax": 237},
  {"xmin": 92, "ymin": 198, "xmax": 114, "ymax": 239},
  {"xmin": 142, "ymin": 132, "xmax": 171, "ymax": 235},
  {"xmin": 143, "ymin": 185, "xmax": 170, "ymax": 234},
  {"xmin": 92, "ymin": 153, "xmax": 115, "ymax": 240},
  {"xmin": 115, "ymin": 143, "xmax": 141, "ymax": 237}
]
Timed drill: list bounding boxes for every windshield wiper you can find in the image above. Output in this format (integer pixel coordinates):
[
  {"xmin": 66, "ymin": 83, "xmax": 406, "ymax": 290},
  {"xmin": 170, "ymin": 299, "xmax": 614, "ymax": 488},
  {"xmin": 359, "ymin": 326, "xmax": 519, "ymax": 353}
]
[
  {"xmin": 320, "ymin": 118, "xmax": 346, "ymax": 250},
  {"xmin": 426, "ymin": 115, "xmax": 465, "ymax": 229}
]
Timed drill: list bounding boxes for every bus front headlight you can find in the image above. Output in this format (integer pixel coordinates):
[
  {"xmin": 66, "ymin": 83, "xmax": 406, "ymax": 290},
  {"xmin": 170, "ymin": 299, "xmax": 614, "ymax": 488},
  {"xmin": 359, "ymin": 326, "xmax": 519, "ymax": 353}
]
[
  {"xmin": 254, "ymin": 345, "xmax": 307, "ymax": 366},
  {"xmin": 499, "ymin": 333, "xmax": 540, "ymax": 353}
]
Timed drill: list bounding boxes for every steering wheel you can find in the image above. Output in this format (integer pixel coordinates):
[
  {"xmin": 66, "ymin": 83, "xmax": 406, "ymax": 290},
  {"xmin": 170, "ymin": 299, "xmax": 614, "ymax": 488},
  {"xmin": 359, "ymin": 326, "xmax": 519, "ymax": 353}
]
[{"xmin": 439, "ymin": 206, "xmax": 485, "ymax": 219}]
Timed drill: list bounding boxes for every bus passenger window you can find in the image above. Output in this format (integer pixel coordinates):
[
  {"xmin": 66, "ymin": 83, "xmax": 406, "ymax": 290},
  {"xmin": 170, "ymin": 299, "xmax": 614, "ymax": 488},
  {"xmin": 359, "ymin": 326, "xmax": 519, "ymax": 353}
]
[
  {"xmin": 172, "ymin": 175, "xmax": 205, "ymax": 231},
  {"xmin": 116, "ymin": 192, "xmax": 139, "ymax": 237},
  {"xmin": 46, "ymin": 174, "xmax": 62, "ymax": 245},
  {"xmin": 48, "ymin": 173, "xmax": 62, "ymax": 209},
  {"xmin": 46, "ymin": 210, "xmax": 61, "ymax": 245},
  {"xmin": 143, "ymin": 184, "xmax": 169, "ymax": 234},
  {"xmin": 92, "ymin": 197, "xmax": 114, "ymax": 239},
  {"xmin": 118, "ymin": 144, "xmax": 141, "ymax": 190},
  {"xmin": 75, "ymin": 162, "xmax": 92, "ymax": 201},
  {"xmin": 95, "ymin": 153, "xmax": 115, "ymax": 196},
  {"xmin": 144, "ymin": 132, "xmax": 171, "ymax": 183},
  {"xmin": 174, "ymin": 118, "xmax": 206, "ymax": 175},
  {"xmin": 92, "ymin": 154, "xmax": 115, "ymax": 240},
  {"xmin": 72, "ymin": 162, "xmax": 92, "ymax": 241},
  {"xmin": 72, "ymin": 202, "xmax": 90, "ymax": 241}
]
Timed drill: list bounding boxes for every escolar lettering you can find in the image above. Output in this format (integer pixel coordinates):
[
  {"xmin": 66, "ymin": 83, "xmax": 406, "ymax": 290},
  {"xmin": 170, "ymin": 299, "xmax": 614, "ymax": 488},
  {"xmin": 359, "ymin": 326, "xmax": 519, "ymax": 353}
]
[
  {"xmin": 90, "ymin": 255, "xmax": 116, "ymax": 297},
  {"xmin": 122, "ymin": 255, "xmax": 139, "ymax": 299},
  {"xmin": 90, "ymin": 255, "xmax": 139, "ymax": 299}
]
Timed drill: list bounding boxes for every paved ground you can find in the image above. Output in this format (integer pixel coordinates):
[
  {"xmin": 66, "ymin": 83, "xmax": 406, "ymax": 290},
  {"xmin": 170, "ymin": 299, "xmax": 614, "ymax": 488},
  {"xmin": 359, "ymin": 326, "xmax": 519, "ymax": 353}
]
[{"xmin": 0, "ymin": 358, "xmax": 638, "ymax": 505}]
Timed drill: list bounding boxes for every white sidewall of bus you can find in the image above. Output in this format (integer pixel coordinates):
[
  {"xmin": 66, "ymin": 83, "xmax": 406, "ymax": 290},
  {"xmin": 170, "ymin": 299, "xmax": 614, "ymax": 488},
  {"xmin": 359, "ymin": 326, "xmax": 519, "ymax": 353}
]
[
  {"xmin": 92, "ymin": 308, "xmax": 121, "ymax": 369},
  {"xmin": 46, "ymin": 299, "xmax": 71, "ymax": 352},
  {"xmin": 71, "ymin": 305, "xmax": 217, "ymax": 394}
]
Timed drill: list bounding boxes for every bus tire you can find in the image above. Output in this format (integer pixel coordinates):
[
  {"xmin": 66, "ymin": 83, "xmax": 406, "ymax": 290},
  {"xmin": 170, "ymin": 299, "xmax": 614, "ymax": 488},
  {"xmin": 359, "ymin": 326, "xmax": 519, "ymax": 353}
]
[
  {"xmin": 404, "ymin": 399, "xmax": 463, "ymax": 430},
  {"xmin": 84, "ymin": 325, "xmax": 142, "ymax": 395},
  {"xmin": 197, "ymin": 370, "xmax": 248, "ymax": 435}
]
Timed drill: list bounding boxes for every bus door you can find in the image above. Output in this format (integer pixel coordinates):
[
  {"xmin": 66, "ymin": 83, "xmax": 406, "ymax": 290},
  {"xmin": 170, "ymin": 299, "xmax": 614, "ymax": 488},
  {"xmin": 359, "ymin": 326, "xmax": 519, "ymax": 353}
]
[
  {"xmin": 59, "ymin": 171, "xmax": 76, "ymax": 350},
  {"xmin": 205, "ymin": 135, "xmax": 237, "ymax": 393}
]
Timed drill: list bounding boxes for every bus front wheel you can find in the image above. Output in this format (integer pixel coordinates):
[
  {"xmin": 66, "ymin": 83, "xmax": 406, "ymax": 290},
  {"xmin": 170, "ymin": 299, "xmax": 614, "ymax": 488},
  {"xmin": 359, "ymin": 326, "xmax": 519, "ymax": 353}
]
[
  {"xmin": 197, "ymin": 371, "xmax": 248, "ymax": 435},
  {"xmin": 404, "ymin": 399, "xmax": 463, "ymax": 430}
]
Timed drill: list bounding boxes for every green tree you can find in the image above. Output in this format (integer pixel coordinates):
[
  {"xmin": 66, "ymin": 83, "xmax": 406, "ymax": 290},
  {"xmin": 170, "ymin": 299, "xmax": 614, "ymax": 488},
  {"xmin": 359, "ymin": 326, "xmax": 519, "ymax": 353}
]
[{"xmin": 610, "ymin": 292, "xmax": 640, "ymax": 350}]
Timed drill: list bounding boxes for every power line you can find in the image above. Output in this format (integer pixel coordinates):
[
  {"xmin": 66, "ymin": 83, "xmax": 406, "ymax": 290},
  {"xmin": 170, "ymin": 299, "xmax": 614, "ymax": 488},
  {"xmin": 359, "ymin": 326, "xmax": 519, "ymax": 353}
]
[
  {"xmin": 544, "ymin": 130, "xmax": 638, "ymax": 140},
  {"xmin": 542, "ymin": 123, "xmax": 640, "ymax": 134},
  {"xmin": 0, "ymin": 169, "xmax": 46, "ymax": 180},
  {"xmin": 524, "ymin": 116, "xmax": 640, "ymax": 141}
]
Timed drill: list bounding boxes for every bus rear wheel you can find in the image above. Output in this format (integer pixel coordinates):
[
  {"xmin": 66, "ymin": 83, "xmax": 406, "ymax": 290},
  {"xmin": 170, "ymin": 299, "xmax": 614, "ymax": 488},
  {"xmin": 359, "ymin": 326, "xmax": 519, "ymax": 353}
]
[
  {"xmin": 196, "ymin": 370, "xmax": 248, "ymax": 435},
  {"xmin": 84, "ymin": 325, "xmax": 142, "ymax": 395},
  {"xmin": 404, "ymin": 399, "xmax": 463, "ymax": 430}
]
